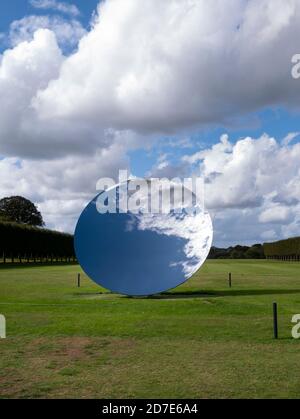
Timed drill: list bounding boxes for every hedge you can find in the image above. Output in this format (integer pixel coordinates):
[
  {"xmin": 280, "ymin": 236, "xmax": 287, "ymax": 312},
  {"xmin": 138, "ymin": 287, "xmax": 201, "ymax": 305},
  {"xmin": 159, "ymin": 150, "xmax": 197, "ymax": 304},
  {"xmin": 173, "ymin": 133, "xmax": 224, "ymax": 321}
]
[
  {"xmin": 263, "ymin": 237, "xmax": 300, "ymax": 261},
  {"xmin": 0, "ymin": 221, "xmax": 75, "ymax": 263}
]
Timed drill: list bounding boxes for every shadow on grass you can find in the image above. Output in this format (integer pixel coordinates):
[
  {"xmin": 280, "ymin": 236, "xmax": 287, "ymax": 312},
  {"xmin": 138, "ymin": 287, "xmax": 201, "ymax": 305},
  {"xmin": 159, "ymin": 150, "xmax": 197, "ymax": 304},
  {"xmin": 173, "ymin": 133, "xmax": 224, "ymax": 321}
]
[
  {"xmin": 74, "ymin": 292, "xmax": 107, "ymax": 296},
  {"xmin": 133, "ymin": 289, "xmax": 300, "ymax": 300},
  {"xmin": 72, "ymin": 288, "xmax": 300, "ymax": 300}
]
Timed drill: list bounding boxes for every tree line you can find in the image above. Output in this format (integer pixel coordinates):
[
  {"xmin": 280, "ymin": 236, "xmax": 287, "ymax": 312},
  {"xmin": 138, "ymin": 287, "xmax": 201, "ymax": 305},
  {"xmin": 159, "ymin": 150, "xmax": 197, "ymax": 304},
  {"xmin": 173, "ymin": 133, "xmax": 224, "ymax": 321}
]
[
  {"xmin": 0, "ymin": 221, "xmax": 75, "ymax": 264},
  {"xmin": 263, "ymin": 237, "xmax": 300, "ymax": 261},
  {"xmin": 208, "ymin": 244, "xmax": 265, "ymax": 259},
  {"xmin": 0, "ymin": 196, "xmax": 75, "ymax": 264}
]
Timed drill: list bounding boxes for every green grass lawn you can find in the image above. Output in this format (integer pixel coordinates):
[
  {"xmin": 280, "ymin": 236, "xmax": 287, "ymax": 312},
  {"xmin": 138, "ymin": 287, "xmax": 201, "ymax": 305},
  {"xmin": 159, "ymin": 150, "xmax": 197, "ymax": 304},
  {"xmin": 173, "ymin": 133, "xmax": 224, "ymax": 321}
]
[{"xmin": 0, "ymin": 260, "xmax": 300, "ymax": 399}]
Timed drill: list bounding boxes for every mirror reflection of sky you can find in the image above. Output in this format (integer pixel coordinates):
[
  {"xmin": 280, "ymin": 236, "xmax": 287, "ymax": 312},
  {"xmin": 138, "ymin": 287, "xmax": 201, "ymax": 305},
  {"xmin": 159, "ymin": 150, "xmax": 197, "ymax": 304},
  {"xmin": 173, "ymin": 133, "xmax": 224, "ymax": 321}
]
[{"xmin": 75, "ymin": 189, "xmax": 213, "ymax": 296}]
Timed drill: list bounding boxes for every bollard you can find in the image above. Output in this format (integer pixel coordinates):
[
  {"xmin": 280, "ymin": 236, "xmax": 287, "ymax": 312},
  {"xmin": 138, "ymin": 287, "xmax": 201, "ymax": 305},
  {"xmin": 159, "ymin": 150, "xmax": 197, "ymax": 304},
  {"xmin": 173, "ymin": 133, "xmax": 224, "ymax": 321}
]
[
  {"xmin": 273, "ymin": 302, "xmax": 278, "ymax": 339},
  {"xmin": 229, "ymin": 273, "xmax": 232, "ymax": 288},
  {"xmin": 77, "ymin": 273, "xmax": 81, "ymax": 288}
]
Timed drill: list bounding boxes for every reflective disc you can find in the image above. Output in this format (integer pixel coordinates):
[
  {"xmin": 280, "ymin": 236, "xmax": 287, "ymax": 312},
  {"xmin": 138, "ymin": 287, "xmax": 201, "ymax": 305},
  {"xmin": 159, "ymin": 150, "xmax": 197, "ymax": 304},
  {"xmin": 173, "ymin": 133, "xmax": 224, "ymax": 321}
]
[{"xmin": 74, "ymin": 181, "xmax": 213, "ymax": 296}]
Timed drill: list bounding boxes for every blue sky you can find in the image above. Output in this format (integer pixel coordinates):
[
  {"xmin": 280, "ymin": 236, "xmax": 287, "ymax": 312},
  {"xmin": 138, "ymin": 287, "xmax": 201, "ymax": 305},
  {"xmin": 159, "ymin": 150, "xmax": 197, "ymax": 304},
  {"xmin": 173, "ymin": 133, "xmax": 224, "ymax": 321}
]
[
  {"xmin": 0, "ymin": 0, "xmax": 300, "ymax": 246},
  {"xmin": 0, "ymin": 0, "xmax": 99, "ymax": 54},
  {"xmin": 0, "ymin": 0, "xmax": 99, "ymax": 34}
]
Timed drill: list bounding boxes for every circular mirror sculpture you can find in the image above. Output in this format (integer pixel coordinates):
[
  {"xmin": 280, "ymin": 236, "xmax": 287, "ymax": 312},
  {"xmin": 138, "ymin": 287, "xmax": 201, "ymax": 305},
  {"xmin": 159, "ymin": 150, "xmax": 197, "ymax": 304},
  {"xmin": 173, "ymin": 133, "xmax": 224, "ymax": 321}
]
[{"xmin": 75, "ymin": 181, "xmax": 213, "ymax": 296}]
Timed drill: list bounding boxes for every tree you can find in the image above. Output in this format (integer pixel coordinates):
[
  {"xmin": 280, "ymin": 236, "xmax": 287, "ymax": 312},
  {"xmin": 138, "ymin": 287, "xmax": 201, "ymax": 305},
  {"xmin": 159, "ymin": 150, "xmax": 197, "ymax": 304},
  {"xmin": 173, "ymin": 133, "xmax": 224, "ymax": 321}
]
[
  {"xmin": 0, "ymin": 196, "xmax": 45, "ymax": 227},
  {"xmin": 245, "ymin": 244, "xmax": 265, "ymax": 259}
]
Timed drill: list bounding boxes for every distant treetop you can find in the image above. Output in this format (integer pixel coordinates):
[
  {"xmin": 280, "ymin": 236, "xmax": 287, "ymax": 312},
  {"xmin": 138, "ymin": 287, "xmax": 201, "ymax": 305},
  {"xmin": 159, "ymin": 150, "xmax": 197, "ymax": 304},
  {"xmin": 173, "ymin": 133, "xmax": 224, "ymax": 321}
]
[{"xmin": 0, "ymin": 196, "xmax": 45, "ymax": 227}]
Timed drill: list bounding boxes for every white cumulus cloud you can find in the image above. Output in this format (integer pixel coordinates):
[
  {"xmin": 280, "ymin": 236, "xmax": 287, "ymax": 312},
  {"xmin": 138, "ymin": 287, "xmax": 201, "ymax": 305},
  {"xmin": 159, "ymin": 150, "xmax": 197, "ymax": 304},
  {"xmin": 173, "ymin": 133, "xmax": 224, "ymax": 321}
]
[
  {"xmin": 34, "ymin": 0, "xmax": 300, "ymax": 132},
  {"xmin": 1, "ymin": 0, "xmax": 300, "ymax": 159},
  {"xmin": 181, "ymin": 134, "xmax": 300, "ymax": 246}
]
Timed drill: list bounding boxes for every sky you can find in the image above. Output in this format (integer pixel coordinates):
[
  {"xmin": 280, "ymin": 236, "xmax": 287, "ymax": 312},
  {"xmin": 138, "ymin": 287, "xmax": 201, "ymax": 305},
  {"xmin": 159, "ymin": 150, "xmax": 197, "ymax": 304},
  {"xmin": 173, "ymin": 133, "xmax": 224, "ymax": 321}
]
[{"xmin": 0, "ymin": 0, "xmax": 300, "ymax": 247}]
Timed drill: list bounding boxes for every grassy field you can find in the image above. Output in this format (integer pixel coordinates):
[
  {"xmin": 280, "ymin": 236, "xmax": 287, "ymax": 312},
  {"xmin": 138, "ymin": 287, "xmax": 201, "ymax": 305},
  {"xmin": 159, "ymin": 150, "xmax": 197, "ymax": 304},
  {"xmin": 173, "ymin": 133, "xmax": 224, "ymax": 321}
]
[{"xmin": 0, "ymin": 260, "xmax": 300, "ymax": 399}]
